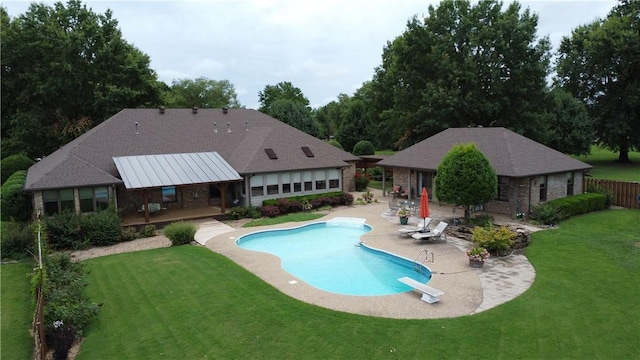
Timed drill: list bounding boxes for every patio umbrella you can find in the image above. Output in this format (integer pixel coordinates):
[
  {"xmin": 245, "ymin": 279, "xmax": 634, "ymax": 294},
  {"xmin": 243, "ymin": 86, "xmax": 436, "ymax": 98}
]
[{"xmin": 420, "ymin": 187, "xmax": 429, "ymax": 220}]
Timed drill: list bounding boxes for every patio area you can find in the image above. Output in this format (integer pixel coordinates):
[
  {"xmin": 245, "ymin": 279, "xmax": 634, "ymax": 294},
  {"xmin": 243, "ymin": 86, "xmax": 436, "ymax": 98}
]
[{"xmin": 121, "ymin": 205, "xmax": 226, "ymax": 228}]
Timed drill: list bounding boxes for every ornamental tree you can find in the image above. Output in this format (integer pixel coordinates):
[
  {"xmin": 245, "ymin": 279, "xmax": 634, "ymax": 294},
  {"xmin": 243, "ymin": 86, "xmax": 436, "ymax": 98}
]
[{"xmin": 435, "ymin": 143, "xmax": 497, "ymax": 221}]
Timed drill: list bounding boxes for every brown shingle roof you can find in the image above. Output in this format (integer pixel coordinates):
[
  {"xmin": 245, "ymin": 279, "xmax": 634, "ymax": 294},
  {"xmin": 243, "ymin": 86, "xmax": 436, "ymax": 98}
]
[
  {"xmin": 25, "ymin": 108, "xmax": 359, "ymax": 191},
  {"xmin": 377, "ymin": 127, "xmax": 591, "ymax": 177}
]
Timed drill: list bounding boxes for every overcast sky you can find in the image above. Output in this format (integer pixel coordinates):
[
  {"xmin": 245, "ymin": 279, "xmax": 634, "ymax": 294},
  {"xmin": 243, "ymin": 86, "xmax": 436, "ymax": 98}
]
[{"xmin": 3, "ymin": 0, "xmax": 614, "ymax": 109}]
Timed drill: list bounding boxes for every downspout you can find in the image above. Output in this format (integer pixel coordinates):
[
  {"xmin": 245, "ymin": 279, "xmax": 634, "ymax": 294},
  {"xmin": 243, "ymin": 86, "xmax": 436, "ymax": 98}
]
[
  {"xmin": 382, "ymin": 168, "xmax": 386, "ymax": 196},
  {"xmin": 407, "ymin": 167, "xmax": 411, "ymax": 200}
]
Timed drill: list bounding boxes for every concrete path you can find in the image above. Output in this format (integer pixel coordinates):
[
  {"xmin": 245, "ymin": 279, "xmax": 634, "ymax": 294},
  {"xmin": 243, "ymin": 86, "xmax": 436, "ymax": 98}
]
[{"xmin": 194, "ymin": 220, "xmax": 235, "ymax": 245}]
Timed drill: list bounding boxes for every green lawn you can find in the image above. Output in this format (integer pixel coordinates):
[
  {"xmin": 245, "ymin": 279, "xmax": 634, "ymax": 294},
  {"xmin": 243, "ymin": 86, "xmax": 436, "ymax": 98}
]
[
  {"xmin": 574, "ymin": 146, "xmax": 640, "ymax": 181},
  {"xmin": 1, "ymin": 262, "xmax": 34, "ymax": 359},
  {"xmin": 68, "ymin": 209, "xmax": 640, "ymax": 359}
]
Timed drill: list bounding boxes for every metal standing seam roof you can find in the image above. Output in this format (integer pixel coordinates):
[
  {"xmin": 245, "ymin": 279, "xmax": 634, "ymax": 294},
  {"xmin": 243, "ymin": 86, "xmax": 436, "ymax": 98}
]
[{"xmin": 112, "ymin": 152, "xmax": 243, "ymax": 189}]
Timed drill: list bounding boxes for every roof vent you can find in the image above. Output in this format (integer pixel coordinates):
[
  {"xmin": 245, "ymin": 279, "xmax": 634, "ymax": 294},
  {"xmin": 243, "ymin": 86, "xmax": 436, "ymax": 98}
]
[
  {"xmin": 213, "ymin": 122, "xmax": 218, "ymax": 133},
  {"xmin": 223, "ymin": 108, "xmax": 228, "ymax": 114},
  {"xmin": 245, "ymin": 121, "xmax": 249, "ymax": 131},
  {"xmin": 192, "ymin": 106, "xmax": 198, "ymax": 114},
  {"xmin": 159, "ymin": 106, "xmax": 165, "ymax": 114},
  {"xmin": 264, "ymin": 148, "xmax": 278, "ymax": 160},
  {"xmin": 227, "ymin": 122, "xmax": 232, "ymax": 133},
  {"xmin": 134, "ymin": 122, "xmax": 139, "ymax": 135},
  {"xmin": 301, "ymin": 146, "xmax": 314, "ymax": 157}
]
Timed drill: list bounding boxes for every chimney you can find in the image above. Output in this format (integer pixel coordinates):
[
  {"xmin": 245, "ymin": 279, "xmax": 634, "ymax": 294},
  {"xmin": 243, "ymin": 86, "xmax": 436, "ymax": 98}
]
[
  {"xmin": 213, "ymin": 122, "xmax": 218, "ymax": 133},
  {"xmin": 192, "ymin": 106, "xmax": 198, "ymax": 114},
  {"xmin": 134, "ymin": 122, "xmax": 139, "ymax": 135},
  {"xmin": 159, "ymin": 106, "xmax": 165, "ymax": 114},
  {"xmin": 222, "ymin": 108, "xmax": 228, "ymax": 114},
  {"xmin": 227, "ymin": 122, "xmax": 232, "ymax": 133}
]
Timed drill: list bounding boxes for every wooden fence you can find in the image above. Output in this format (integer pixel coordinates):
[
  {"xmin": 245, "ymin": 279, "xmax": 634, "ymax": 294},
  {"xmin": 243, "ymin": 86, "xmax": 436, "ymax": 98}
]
[
  {"xmin": 584, "ymin": 178, "xmax": 640, "ymax": 209},
  {"xmin": 33, "ymin": 286, "xmax": 46, "ymax": 360}
]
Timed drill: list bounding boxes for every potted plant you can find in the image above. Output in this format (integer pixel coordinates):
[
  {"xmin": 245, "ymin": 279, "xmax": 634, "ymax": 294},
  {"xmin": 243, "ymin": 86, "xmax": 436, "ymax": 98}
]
[
  {"xmin": 398, "ymin": 207, "xmax": 410, "ymax": 225},
  {"xmin": 466, "ymin": 246, "xmax": 490, "ymax": 268}
]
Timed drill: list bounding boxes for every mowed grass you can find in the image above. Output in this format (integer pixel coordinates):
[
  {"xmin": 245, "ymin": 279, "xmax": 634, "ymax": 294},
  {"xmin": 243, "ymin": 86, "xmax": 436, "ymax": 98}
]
[
  {"xmin": 1, "ymin": 262, "xmax": 34, "ymax": 359},
  {"xmin": 574, "ymin": 146, "xmax": 640, "ymax": 181},
  {"xmin": 74, "ymin": 209, "xmax": 640, "ymax": 359}
]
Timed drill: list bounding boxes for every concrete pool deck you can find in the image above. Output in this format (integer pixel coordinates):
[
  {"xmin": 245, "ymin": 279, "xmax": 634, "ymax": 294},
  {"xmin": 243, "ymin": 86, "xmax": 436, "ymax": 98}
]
[{"xmin": 203, "ymin": 194, "xmax": 538, "ymax": 319}]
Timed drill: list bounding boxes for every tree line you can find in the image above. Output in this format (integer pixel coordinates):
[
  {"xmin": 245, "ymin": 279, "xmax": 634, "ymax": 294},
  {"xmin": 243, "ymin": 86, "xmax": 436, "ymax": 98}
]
[{"xmin": 1, "ymin": 0, "xmax": 637, "ymax": 163}]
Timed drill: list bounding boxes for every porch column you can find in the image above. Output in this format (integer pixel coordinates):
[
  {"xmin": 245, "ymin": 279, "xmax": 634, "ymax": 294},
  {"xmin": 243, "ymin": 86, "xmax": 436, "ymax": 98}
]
[{"xmin": 142, "ymin": 188, "xmax": 150, "ymax": 223}]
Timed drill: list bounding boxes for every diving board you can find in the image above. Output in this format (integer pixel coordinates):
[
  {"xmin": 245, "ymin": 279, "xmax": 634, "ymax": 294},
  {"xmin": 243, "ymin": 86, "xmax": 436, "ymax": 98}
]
[{"xmin": 398, "ymin": 277, "xmax": 444, "ymax": 304}]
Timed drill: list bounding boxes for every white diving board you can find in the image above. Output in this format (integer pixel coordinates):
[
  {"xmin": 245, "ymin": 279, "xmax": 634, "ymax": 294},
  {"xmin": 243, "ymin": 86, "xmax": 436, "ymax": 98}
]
[{"xmin": 398, "ymin": 276, "xmax": 444, "ymax": 304}]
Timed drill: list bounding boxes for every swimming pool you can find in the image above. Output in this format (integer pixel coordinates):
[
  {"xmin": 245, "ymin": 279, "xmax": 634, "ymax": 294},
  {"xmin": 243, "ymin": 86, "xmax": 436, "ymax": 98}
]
[{"xmin": 236, "ymin": 218, "xmax": 432, "ymax": 296}]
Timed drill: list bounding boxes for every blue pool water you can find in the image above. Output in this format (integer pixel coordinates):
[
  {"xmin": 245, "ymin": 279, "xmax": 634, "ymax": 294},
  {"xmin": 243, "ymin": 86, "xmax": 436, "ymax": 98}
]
[{"xmin": 236, "ymin": 220, "xmax": 432, "ymax": 296}]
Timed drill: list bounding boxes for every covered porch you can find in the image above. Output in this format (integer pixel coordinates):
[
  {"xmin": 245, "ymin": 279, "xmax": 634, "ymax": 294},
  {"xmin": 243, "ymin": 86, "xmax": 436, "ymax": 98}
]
[{"xmin": 121, "ymin": 205, "xmax": 225, "ymax": 228}]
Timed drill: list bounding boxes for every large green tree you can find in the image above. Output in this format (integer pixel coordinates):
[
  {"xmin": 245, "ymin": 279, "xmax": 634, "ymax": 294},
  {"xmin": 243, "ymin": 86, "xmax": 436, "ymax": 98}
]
[
  {"xmin": 258, "ymin": 81, "xmax": 310, "ymax": 114},
  {"xmin": 555, "ymin": 0, "xmax": 639, "ymax": 163},
  {"xmin": 268, "ymin": 99, "xmax": 318, "ymax": 136},
  {"xmin": 163, "ymin": 77, "xmax": 242, "ymax": 108},
  {"xmin": 435, "ymin": 143, "xmax": 497, "ymax": 221},
  {"xmin": 373, "ymin": 0, "xmax": 551, "ymax": 149},
  {"xmin": 545, "ymin": 88, "xmax": 594, "ymax": 155},
  {"xmin": 1, "ymin": 1, "xmax": 161, "ymax": 159}
]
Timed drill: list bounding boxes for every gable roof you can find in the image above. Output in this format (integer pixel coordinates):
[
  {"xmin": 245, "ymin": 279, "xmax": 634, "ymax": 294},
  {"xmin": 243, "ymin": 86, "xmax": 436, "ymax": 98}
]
[
  {"xmin": 25, "ymin": 108, "xmax": 359, "ymax": 191},
  {"xmin": 377, "ymin": 127, "xmax": 591, "ymax": 177}
]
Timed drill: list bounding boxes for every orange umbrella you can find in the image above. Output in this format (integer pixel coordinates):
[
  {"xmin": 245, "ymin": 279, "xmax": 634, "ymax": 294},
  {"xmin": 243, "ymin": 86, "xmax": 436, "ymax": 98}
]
[{"xmin": 420, "ymin": 187, "xmax": 429, "ymax": 219}]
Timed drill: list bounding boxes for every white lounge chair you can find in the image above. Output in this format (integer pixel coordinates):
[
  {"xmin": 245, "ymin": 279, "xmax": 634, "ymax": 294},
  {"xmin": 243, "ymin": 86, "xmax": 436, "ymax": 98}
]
[
  {"xmin": 398, "ymin": 276, "xmax": 444, "ymax": 303},
  {"xmin": 398, "ymin": 217, "xmax": 433, "ymax": 236},
  {"xmin": 411, "ymin": 221, "xmax": 448, "ymax": 242}
]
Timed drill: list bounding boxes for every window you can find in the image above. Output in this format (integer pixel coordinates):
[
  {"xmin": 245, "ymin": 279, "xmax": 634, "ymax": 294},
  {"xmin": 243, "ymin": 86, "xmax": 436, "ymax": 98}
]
[
  {"xmin": 282, "ymin": 183, "xmax": 291, "ymax": 193},
  {"xmin": 292, "ymin": 172, "xmax": 302, "ymax": 192},
  {"xmin": 281, "ymin": 173, "xmax": 291, "ymax": 194},
  {"xmin": 497, "ymin": 177, "xmax": 509, "ymax": 202},
  {"xmin": 303, "ymin": 171, "xmax": 312, "ymax": 191},
  {"xmin": 566, "ymin": 172, "xmax": 574, "ymax": 196},
  {"xmin": 43, "ymin": 189, "xmax": 75, "ymax": 215},
  {"xmin": 328, "ymin": 169, "xmax": 340, "ymax": 189},
  {"xmin": 315, "ymin": 170, "xmax": 326, "ymax": 190},
  {"xmin": 266, "ymin": 185, "xmax": 279, "ymax": 195},
  {"xmin": 251, "ymin": 186, "xmax": 264, "ymax": 196},
  {"xmin": 79, "ymin": 187, "xmax": 109, "ymax": 212},
  {"xmin": 539, "ymin": 177, "xmax": 547, "ymax": 201},
  {"xmin": 162, "ymin": 186, "xmax": 177, "ymax": 202}
]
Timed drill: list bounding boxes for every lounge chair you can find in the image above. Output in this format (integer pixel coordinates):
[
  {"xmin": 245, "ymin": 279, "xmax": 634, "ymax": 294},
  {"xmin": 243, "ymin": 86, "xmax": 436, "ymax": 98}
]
[
  {"xmin": 412, "ymin": 221, "xmax": 448, "ymax": 242},
  {"xmin": 398, "ymin": 217, "xmax": 433, "ymax": 236}
]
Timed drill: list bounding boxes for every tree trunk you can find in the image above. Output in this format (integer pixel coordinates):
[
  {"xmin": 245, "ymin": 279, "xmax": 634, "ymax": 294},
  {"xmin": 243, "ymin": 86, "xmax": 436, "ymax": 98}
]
[
  {"xmin": 464, "ymin": 205, "xmax": 471, "ymax": 222},
  {"xmin": 616, "ymin": 148, "xmax": 631, "ymax": 163}
]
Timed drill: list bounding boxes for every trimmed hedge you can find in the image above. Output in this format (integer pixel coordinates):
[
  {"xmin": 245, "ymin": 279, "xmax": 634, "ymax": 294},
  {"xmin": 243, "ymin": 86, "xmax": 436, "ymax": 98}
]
[
  {"xmin": 43, "ymin": 209, "xmax": 124, "ymax": 250},
  {"xmin": 262, "ymin": 191, "xmax": 353, "ymax": 215},
  {"xmin": 547, "ymin": 193, "xmax": 607, "ymax": 219},
  {"xmin": 1, "ymin": 154, "xmax": 34, "ymax": 184},
  {"xmin": 0, "ymin": 170, "xmax": 32, "ymax": 222}
]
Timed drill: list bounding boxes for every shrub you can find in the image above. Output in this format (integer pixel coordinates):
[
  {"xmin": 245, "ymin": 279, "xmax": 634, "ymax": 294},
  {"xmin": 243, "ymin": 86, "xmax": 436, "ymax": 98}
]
[
  {"xmin": 472, "ymin": 225, "xmax": 516, "ymax": 253},
  {"xmin": 530, "ymin": 203, "xmax": 562, "ymax": 225},
  {"xmin": 585, "ymin": 184, "xmax": 614, "ymax": 208},
  {"xmin": 352, "ymin": 140, "xmax": 375, "ymax": 156},
  {"xmin": 547, "ymin": 193, "xmax": 607, "ymax": 219},
  {"xmin": 327, "ymin": 139, "xmax": 344, "ymax": 150},
  {"xmin": 1, "ymin": 154, "xmax": 34, "ymax": 184},
  {"xmin": 261, "ymin": 205, "xmax": 281, "ymax": 218},
  {"xmin": 163, "ymin": 221, "xmax": 197, "ymax": 246},
  {"xmin": 121, "ymin": 227, "xmax": 139, "ymax": 242},
  {"xmin": 142, "ymin": 224, "xmax": 156, "ymax": 238},
  {"xmin": 0, "ymin": 221, "xmax": 34, "ymax": 260},
  {"xmin": 0, "ymin": 170, "xmax": 32, "ymax": 222},
  {"xmin": 340, "ymin": 192, "xmax": 354, "ymax": 205},
  {"xmin": 227, "ymin": 206, "xmax": 262, "ymax": 220},
  {"xmin": 41, "ymin": 253, "xmax": 100, "ymax": 354},
  {"xmin": 43, "ymin": 210, "xmax": 87, "ymax": 250},
  {"xmin": 355, "ymin": 171, "xmax": 370, "ymax": 191},
  {"xmin": 83, "ymin": 210, "xmax": 122, "ymax": 246}
]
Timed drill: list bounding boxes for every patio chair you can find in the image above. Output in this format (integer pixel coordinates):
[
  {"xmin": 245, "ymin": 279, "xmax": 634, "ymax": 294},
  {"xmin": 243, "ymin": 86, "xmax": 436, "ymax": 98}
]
[
  {"xmin": 412, "ymin": 221, "xmax": 448, "ymax": 242},
  {"xmin": 398, "ymin": 217, "xmax": 433, "ymax": 237}
]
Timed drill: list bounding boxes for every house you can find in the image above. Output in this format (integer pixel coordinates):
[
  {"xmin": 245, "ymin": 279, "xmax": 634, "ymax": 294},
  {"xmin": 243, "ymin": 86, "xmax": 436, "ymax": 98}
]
[
  {"xmin": 377, "ymin": 127, "xmax": 592, "ymax": 216},
  {"xmin": 24, "ymin": 108, "xmax": 360, "ymax": 224}
]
